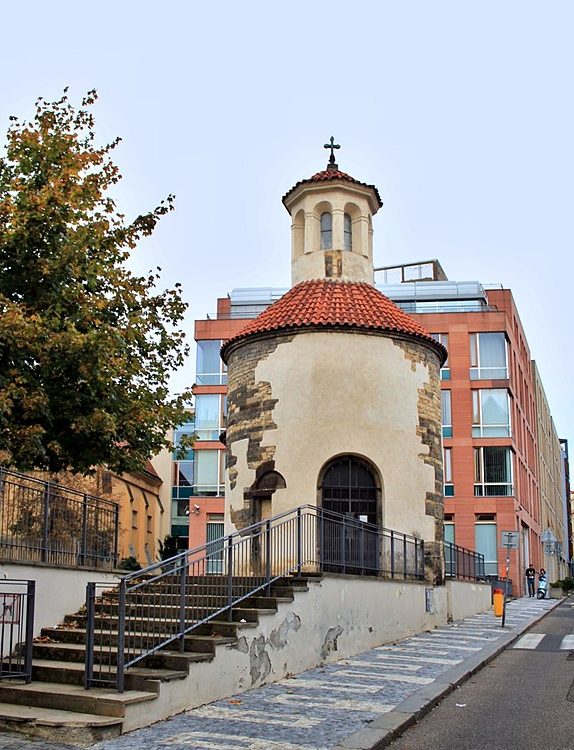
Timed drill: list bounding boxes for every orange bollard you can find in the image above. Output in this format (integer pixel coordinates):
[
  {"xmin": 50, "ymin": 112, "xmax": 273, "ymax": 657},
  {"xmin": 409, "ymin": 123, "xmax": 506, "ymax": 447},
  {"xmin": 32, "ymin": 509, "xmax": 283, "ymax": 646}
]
[{"xmin": 493, "ymin": 588, "xmax": 504, "ymax": 617}]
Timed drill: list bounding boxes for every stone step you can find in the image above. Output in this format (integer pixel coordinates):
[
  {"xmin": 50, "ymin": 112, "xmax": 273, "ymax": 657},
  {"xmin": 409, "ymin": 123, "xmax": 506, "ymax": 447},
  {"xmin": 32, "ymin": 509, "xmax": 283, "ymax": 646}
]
[
  {"xmin": 39, "ymin": 626, "xmax": 246, "ymax": 648},
  {"xmin": 32, "ymin": 633, "xmax": 237, "ymax": 665},
  {"xmin": 31, "ymin": 658, "xmax": 190, "ymax": 691},
  {"xmin": 42, "ymin": 618, "xmax": 256, "ymax": 644},
  {"xmin": 0, "ymin": 702, "xmax": 123, "ymax": 745},
  {"xmin": 94, "ymin": 593, "xmax": 291, "ymax": 609},
  {"xmin": 0, "ymin": 681, "xmax": 156, "ymax": 718}
]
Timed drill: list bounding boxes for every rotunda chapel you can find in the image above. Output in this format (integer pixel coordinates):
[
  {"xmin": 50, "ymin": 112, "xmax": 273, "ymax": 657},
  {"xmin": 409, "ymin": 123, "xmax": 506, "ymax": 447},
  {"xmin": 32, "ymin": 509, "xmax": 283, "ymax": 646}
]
[{"xmin": 221, "ymin": 146, "xmax": 447, "ymax": 580}]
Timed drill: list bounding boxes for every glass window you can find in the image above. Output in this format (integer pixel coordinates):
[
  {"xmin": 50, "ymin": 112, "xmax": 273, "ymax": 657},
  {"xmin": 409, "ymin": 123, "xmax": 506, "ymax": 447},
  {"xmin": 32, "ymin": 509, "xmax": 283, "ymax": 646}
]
[
  {"xmin": 193, "ymin": 450, "xmax": 223, "ymax": 496},
  {"xmin": 173, "ymin": 420, "xmax": 195, "ymax": 459},
  {"xmin": 443, "ymin": 447, "xmax": 454, "ymax": 496},
  {"xmin": 474, "ymin": 447, "xmax": 513, "ymax": 496},
  {"xmin": 196, "ymin": 340, "xmax": 226, "ymax": 385},
  {"xmin": 470, "ymin": 333, "xmax": 507, "ymax": 380},
  {"xmin": 173, "ymin": 460, "xmax": 194, "ymax": 493},
  {"xmin": 475, "ymin": 522, "xmax": 498, "ymax": 576},
  {"xmin": 444, "ymin": 523, "xmax": 455, "ymax": 545},
  {"xmin": 432, "ymin": 333, "xmax": 450, "ymax": 380},
  {"xmin": 472, "ymin": 389, "xmax": 511, "ymax": 437},
  {"xmin": 441, "ymin": 390, "xmax": 452, "ymax": 438},
  {"xmin": 320, "ymin": 212, "xmax": 332, "ymax": 249},
  {"xmin": 344, "ymin": 213, "xmax": 352, "ymax": 251},
  {"xmin": 194, "ymin": 394, "xmax": 221, "ymax": 440}
]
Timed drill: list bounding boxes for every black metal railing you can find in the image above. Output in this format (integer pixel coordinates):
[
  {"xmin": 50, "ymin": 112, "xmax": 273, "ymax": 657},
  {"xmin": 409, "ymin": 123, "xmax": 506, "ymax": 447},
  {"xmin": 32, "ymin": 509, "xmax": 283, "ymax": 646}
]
[
  {"xmin": 85, "ymin": 505, "xmax": 425, "ymax": 691},
  {"xmin": 0, "ymin": 467, "xmax": 119, "ymax": 569},
  {"xmin": 444, "ymin": 541, "xmax": 485, "ymax": 580},
  {"xmin": 0, "ymin": 579, "xmax": 35, "ymax": 682}
]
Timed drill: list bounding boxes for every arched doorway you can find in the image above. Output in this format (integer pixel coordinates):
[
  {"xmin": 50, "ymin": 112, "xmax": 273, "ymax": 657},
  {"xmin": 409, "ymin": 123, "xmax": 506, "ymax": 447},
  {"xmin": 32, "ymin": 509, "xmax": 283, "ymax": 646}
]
[
  {"xmin": 320, "ymin": 456, "xmax": 380, "ymax": 573},
  {"xmin": 321, "ymin": 456, "xmax": 379, "ymax": 524}
]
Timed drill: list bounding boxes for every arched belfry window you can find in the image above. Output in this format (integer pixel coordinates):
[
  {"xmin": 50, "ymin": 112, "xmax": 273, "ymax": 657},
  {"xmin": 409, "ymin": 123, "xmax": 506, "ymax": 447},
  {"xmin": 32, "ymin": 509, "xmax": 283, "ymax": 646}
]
[
  {"xmin": 320, "ymin": 212, "xmax": 332, "ymax": 249},
  {"xmin": 344, "ymin": 213, "xmax": 352, "ymax": 251}
]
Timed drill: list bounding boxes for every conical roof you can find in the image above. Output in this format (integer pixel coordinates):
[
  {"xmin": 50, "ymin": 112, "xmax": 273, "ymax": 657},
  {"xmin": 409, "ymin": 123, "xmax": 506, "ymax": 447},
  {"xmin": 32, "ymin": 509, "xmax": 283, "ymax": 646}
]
[
  {"xmin": 221, "ymin": 279, "xmax": 446, "ymax": 363},
  {"xmin": 282, "ymin": 168, "xmax": 383, "ymax": 210}
]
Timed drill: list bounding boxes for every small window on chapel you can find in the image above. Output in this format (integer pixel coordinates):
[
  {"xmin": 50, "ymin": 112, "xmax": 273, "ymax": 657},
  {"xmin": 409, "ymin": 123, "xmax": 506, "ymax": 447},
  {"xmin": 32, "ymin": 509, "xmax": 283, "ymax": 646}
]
[
  {"xmin": 320, "ymin": 212, "xmax": 332, "ymax": 249},
  {"xmin": 344, "ymin": 213, "xmax": 352, "ymax": 251}
]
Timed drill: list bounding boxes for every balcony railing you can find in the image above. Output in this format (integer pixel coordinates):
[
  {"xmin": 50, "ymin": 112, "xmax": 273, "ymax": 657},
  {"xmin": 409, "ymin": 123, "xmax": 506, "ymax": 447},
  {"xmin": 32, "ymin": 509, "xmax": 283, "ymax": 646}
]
[{"xmin": 0, "ymin": 467, "xmax": 119, "ymax": 570}]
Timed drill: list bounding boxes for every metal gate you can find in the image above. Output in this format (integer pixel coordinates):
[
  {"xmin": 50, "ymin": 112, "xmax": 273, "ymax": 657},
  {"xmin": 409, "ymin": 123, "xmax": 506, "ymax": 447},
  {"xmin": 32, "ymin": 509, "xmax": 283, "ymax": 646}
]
[{"xmin": 0, "ymin": 579, "xmax": 35, "ymax": 682}]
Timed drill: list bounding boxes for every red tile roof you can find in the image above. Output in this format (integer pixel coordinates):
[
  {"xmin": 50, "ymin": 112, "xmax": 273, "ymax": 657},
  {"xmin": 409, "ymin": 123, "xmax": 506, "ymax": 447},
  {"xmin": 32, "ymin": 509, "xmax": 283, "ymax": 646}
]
[
  {"xmin": 221, "ymin": 280, "xmax": 446, "ymax": 362},
  {"xmin": 282, "ymin": 169, "xmax": 383, "ymax": 209}
]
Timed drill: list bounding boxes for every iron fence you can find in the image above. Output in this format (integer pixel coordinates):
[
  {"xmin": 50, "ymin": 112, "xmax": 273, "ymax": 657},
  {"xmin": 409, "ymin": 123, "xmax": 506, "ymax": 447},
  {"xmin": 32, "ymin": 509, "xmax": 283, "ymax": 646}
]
[
  {"xmin": 0, "ymin": 579, "xmax": 35, "ymax": 682},
  {"xmin": 0, "ymin": 467, "xmax": 119, "ymax": 569},
  {"xmin": 443, "ymin": 541, "xmax": 485, "ymax": 580},
  {"xmin": 85, "ymin": 505, "xmax": 425, "ymax": 691}
]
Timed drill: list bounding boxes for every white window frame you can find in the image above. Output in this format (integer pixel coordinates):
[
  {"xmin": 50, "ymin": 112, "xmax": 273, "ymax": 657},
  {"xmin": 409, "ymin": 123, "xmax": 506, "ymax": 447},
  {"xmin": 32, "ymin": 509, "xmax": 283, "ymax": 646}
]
[
  {"xmin": 470, "ymin": 332, "xmax": 508, "ymax": 380},
  {"xmin": 472, "ymin": 389, "xmax": 511, "ymax": 437},
  {"xmin": 473, "ymin": 446, "xmax": 513, "ymax": 497}
]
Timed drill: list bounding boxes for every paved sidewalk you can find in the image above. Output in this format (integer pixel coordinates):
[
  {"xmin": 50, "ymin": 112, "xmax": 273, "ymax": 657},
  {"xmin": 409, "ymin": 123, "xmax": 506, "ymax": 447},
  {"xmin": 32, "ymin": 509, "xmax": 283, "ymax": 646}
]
[{"xmin": 0, "ymin": 596, "xmax": 560, "ymax": 750}]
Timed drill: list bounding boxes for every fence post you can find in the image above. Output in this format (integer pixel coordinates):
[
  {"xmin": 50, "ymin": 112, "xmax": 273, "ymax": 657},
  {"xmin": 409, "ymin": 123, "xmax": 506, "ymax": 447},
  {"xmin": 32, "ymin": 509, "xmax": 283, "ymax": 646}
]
[
  {"xmin": 116, "ymin": 581, "xmax": 126, "ymax": 693},
  {"xmin": 296, "ymin": 508, "xmax": 302, "ymax": 575},
  {"xmin": 80, "ymin": 494, "xmax": 89, "ymax": 567},
  {"xmin": 178, "ymin": 561, "xmax": 187, "ymax": 653},
  {"xmin": 24, "ymin": 580, "xmax": 35, "ymax": 684},
  {"xmin": 414, "ymin": 537, "xmax": 418, "ymax": 579},
  {"xmin": 84, "ymin": 582, "xmax": 95, "ymax": 689},
  {"xmin": 403, "ymin": 534, "xmax": 407, "ymax": 579},
  {"xmin": 390, "ymin": 530, "xmax": 395, "ymax": 578},
  {"xmin": 340, "ymin": 516, "xmax": 346, "ymax": 573},
  {"xmin": 420, "ymin": 540, "xmax": 425, "ymax": 579},
  {"xmin": 319, "ymin": 510, "xmax": 325, "ymax": 573},
  {"xmin": 265, "ymin": 520, "xmax": 272, "ymax": 595},
  {"xmin": 226, "ymin": 536, "xmax": 233, "ymax": 622},
  {"xmin": 113, "ymin": 504, "xmax": 120, "ymax": 568},
  {"xmin": 41, "ymin": 483, "xmax": 51, "ymax": 563}
]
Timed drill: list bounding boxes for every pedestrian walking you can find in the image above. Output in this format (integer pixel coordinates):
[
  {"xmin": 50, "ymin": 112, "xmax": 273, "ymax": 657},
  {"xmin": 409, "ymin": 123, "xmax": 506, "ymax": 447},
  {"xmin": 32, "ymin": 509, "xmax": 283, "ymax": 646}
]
[{"xmin": 526, "ymin": 563, "xmax": 536, "ymax": 597}]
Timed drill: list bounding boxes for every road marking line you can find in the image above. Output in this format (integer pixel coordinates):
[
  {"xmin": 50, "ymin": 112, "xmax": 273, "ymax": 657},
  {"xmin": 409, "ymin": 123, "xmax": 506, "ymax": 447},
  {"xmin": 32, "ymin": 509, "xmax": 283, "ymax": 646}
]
[
  {"xmin": 560, "ymin": 635, "xmax": 574, "ymax": 650},
  {"xmin": 512, "ymin": 633, "xmax": 545, "ymax": 649}
]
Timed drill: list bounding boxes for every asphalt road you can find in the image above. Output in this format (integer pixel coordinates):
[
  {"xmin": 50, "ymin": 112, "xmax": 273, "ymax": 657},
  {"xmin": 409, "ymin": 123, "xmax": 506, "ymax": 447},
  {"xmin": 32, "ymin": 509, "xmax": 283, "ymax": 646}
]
[{"xmin": 388, "ymin": 599, "xmax": 574, "ymax": 750}]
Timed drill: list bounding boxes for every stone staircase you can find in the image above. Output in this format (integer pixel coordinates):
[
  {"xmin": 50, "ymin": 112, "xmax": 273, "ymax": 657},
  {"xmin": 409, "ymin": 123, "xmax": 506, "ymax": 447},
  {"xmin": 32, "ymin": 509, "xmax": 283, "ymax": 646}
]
[{"xmin": 0, "ymin": 574, "xmax": 313, "ymax": 744}]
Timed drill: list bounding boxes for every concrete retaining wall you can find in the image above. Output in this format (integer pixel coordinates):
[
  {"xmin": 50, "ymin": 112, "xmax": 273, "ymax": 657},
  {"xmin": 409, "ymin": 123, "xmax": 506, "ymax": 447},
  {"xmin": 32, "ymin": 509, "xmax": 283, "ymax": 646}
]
[
  {"xmin": 0, "ymin": 561, "xmax": 119, "ymax": 639},
  {"xmin": 123, "ymin": 574, "xmax": 487, "ymax": 732},
  {"xmin": 446, "ymin": 579, "xmax": 492, "ymax": 621}
]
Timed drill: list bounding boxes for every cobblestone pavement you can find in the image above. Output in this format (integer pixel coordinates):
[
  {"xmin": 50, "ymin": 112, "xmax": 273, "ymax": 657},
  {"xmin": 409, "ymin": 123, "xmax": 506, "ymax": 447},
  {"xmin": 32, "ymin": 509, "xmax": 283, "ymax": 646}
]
[{"xmin": 0, "ymin": 597, "xmax": 556, "ymax": 750}]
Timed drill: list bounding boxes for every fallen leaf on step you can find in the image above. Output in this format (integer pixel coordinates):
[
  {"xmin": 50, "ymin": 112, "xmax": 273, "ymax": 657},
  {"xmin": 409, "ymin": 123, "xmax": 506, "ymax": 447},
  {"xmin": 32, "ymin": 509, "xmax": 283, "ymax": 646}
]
[{"xmin": 229, "ymin": 699, "xmax": 242, "ymax": 704}]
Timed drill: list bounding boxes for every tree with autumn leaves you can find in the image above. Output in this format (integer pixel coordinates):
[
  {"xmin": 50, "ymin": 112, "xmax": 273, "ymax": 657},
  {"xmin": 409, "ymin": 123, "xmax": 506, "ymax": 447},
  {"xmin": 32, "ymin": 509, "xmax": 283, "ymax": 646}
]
[{"xmin": 0, "ymin": 90, "xmax": 191, "ymax": 475}]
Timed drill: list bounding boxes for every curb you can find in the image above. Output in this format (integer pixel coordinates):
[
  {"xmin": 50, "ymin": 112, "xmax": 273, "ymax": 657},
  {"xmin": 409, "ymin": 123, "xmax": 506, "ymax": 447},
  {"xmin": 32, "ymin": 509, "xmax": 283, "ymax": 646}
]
[{"xmin": 331, "ymin": 597, "xmax": 565, "ymax": 750}]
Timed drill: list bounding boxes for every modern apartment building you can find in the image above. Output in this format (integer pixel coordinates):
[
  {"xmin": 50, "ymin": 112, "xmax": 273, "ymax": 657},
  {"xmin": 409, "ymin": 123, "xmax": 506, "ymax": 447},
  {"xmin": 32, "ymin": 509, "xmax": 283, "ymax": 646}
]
[{"xmin": 178, "ymin": 259, "xmax": 569, "ymax": 594}]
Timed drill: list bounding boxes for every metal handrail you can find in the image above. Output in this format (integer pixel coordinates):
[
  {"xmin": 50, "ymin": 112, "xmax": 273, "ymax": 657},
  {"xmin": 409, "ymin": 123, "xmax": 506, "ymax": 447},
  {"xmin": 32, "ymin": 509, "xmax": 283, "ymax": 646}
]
[
  {"xmin": 443, "ymin": 541, "xmax": 485, "ymax": 580},
  {"xmin": 85, "ymin": 505, "xmax": 425, "ymax": 691}
]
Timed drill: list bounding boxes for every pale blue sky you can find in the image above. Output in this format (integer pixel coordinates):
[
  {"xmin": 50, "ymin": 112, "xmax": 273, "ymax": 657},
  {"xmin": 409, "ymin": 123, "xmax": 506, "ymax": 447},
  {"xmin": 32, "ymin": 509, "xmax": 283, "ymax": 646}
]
[{"xmin": 2, "ymin": 1, "xmax": 573, "ymax": 442}]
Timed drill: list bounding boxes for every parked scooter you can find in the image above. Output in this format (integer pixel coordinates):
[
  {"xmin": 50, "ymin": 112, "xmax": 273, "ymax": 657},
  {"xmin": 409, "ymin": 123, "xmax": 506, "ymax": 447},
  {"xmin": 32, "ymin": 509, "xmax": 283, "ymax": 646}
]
[{"xmin": 537, "ymin": 572, "xmax": 548, "ymax": 599}]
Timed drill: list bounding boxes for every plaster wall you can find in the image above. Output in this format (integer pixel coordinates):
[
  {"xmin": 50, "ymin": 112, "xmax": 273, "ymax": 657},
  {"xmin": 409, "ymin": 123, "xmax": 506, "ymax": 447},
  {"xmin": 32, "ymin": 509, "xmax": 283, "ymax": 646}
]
[
  {"xmin": 0, "ymin": 562, "xmax": 119, "ymax": 641},
  {"xmin": 226, "ymin": 331, "xmax": 440, "ymax": 542},
  {"xmin": 445, "ymin": 579, "xmax": 492, "ymax": 621},
  {"xmin": 121, "ymin": 574, "xmax": 490, "ymax": 732}
]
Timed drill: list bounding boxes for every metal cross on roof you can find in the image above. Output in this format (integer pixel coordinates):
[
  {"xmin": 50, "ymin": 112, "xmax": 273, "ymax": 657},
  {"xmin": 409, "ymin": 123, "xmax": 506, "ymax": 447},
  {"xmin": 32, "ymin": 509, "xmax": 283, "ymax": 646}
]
[{"xmin": 324, "ymin": 136, "xmax": 340, "ymax": 169}]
